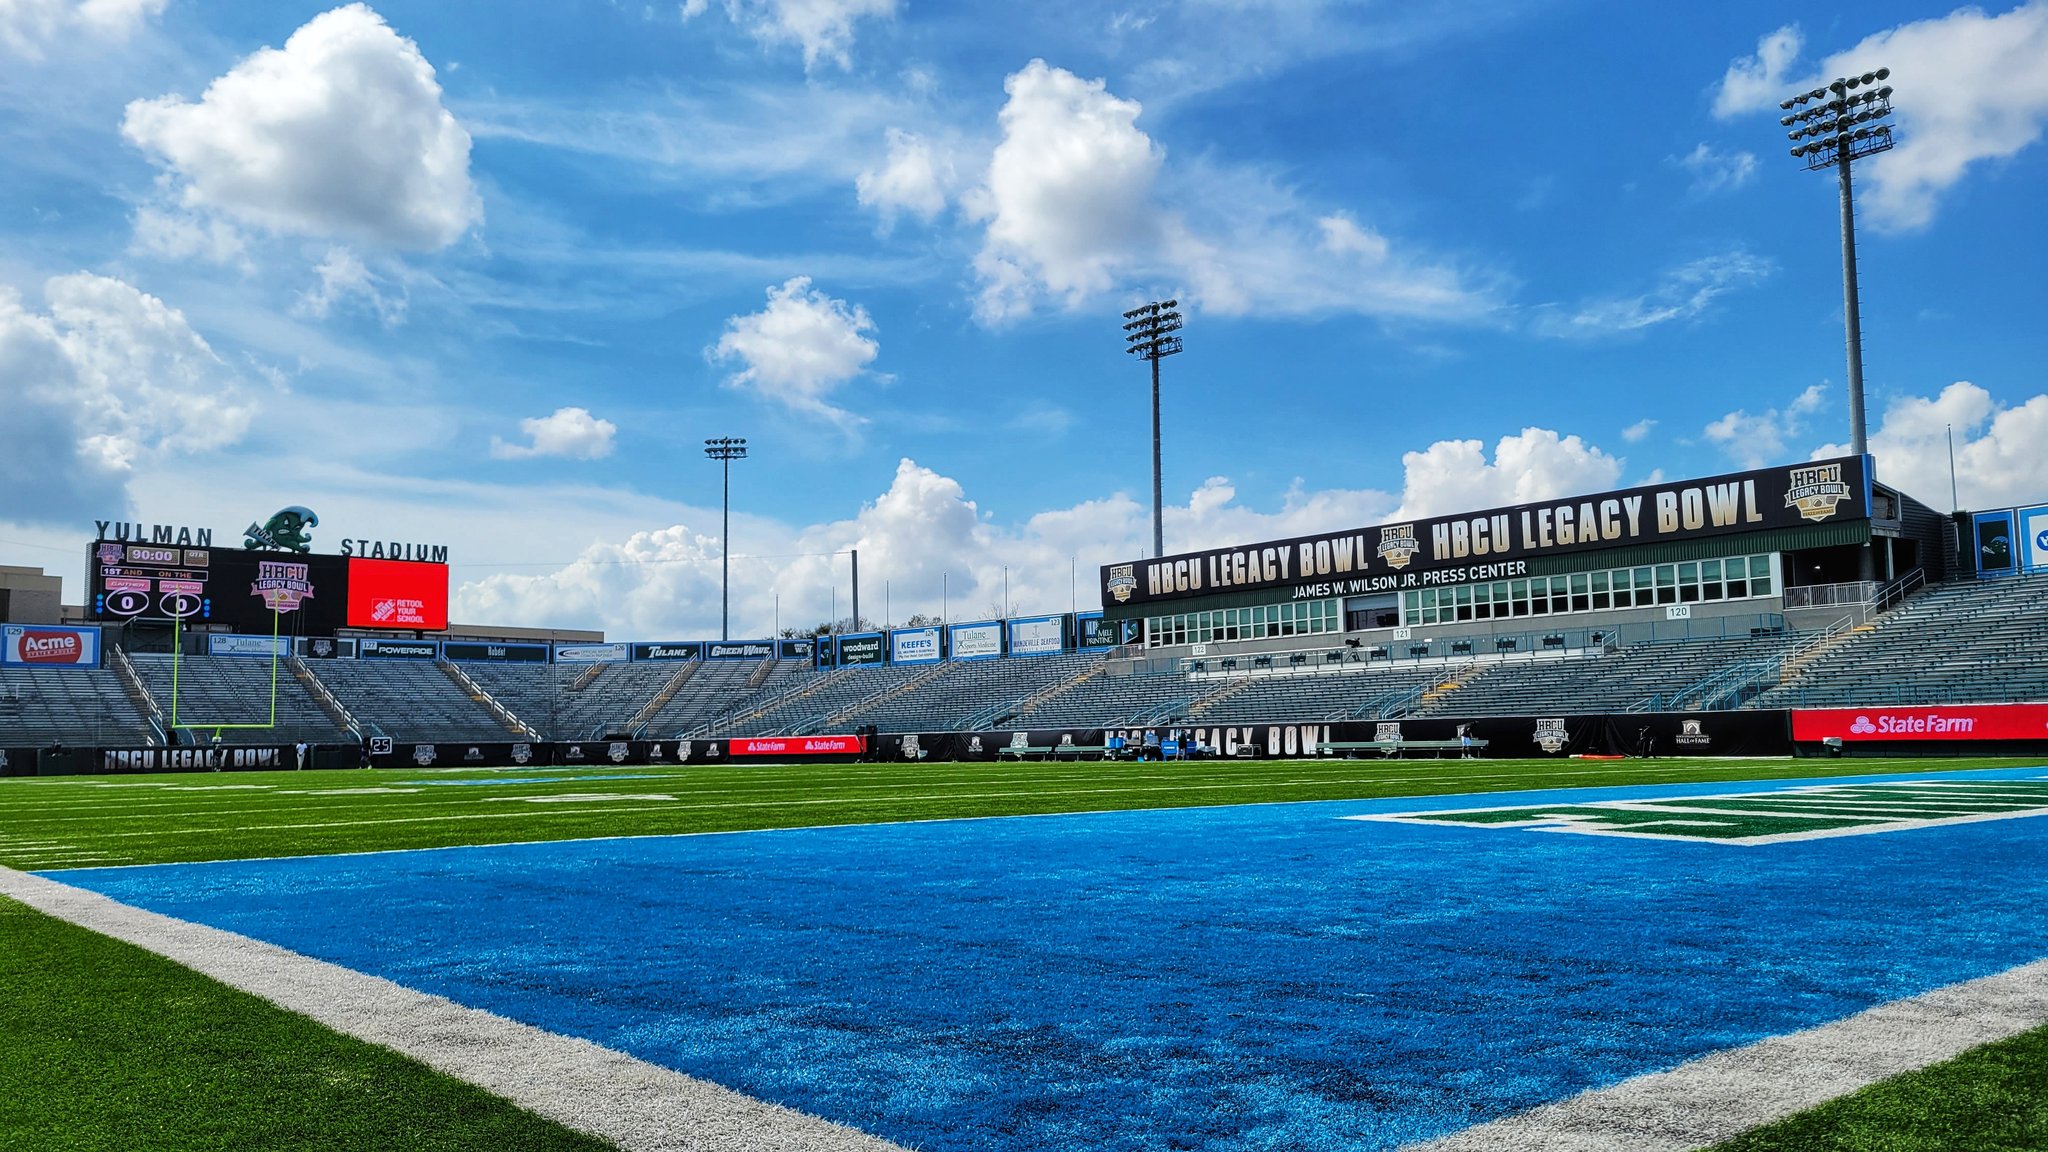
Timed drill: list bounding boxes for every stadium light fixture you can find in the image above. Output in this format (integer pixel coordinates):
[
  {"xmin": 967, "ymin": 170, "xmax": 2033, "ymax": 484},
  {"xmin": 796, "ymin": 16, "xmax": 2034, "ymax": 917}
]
[
  {"xmin": 1123, "ymin": 299, "xmax": 1184, "ymax": 559},
  {"xmin": 704, "ymin": 437, "xmax": 748, "ymax": 640},
  {"xmin": 1779, "ymin": 67, "xmax": 1894, "ymax": 460}
]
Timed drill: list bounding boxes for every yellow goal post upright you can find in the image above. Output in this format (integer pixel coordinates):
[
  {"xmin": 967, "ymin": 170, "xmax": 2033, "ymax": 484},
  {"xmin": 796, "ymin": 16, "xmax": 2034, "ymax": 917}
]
[{"xmin": 169, "ymin": 608, "xmax": 282, "ymax": 743}]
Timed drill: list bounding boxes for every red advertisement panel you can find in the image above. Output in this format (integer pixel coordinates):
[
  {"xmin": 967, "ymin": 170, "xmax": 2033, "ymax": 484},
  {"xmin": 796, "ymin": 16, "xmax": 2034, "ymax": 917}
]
[
  {"xmin": 2, "ymin": 625, "xmax": 99, "ymax": 666},
  {"xmin": 728, "ymin": 735, "xmax": 866, "ymax": 757},
  {"xmin": 346, "ymin": 559, "xmax": 450, "ymax": 631},
  {"xmin": 1792, "ymin": 703, "xmax": 2048, "ymax": 742}
]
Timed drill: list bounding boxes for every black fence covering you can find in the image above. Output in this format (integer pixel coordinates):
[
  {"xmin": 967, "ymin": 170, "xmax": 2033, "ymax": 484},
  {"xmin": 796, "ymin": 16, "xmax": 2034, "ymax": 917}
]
[{"xmin": 17, "ymin": 711, "xmax": 1799, "ymax": 775}]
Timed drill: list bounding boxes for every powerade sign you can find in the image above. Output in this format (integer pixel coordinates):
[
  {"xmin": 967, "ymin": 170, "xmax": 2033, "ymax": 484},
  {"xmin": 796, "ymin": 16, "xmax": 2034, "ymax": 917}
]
[
  {"xmin": 1104, "ymin": 455, "xmax": 1874, "ymax": 607},
  {"xmin": 633, "ymin": 642, "xmax": 702, "ymax": 661},
  {"xmin": 1, "ymin": 624, "xmax": 100, "ymax": 667},
  {"xmin": 949, "ymin": 621, "xmax": 1003, "ymax": 660},
  {"xmin": 837, "ymin": 633, "xmax": 885, "ymax": 666},
  {"xmin": 441, "ymin": 642, "xmax": 548, "ymax": 662},
  {"xmin": 358, "ymin": 639, "xmax": 438, "ymax": 660},
  {"xmin": 554, "ymin": 643, "xmax": 628, "ymax": 663},
  {"xmin": 891, "ymin": 627, "xmax": 941, "ymax": 664},
  {"xmin": 1009, "ymin": 615, "xmax": 1066, "ymax": 656},
  {"xmin": 706, "ymin": 641, "xmax": 776, "ymax": 660}
]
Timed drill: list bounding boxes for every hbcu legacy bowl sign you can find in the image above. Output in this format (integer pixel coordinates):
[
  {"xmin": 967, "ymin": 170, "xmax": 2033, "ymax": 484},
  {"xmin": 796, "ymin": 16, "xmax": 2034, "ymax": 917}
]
[{"xmin": 1102, "ymin": 456, "xmax": 1872, "ymax": 607}]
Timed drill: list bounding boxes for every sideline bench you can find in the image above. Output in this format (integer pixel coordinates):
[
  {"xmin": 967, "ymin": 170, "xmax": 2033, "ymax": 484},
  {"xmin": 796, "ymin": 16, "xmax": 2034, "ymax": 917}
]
[
  {"xmin": 998, "ymin": 744, "xmax": 1111, "ymax": 761},
  {"xmin": 1315, "ymin": 738, "xmax": 1488, "ymax": 760}
]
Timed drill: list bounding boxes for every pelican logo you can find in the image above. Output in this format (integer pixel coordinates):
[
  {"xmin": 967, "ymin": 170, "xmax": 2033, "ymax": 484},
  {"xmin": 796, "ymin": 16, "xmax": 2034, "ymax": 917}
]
[
  {"xmin": 1107, "ymin": 563, "xmax": 1138, "ymax": 603},
  {"xmin": 1374, "ymin": 721, "xmax": 1403, "ymax": 742},
  {"xmin": 1376, "ymin": 524, "xmax": 1421, "ymax": 570},
  {"xmin": 1785, "ymin": 463, "xmax": 1852, "ymax": 522},
  {"xmin": 1533, "ymin": 718, "xmax": 1568, "ymax": 753}
]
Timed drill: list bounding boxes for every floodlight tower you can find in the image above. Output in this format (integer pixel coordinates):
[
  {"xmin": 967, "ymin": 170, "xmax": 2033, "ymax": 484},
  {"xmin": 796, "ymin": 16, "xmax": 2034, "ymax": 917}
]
[
  {"xmin": 1780, "ymin": 67, "xmax": 1894, "ymax": 458},
  {"xmin": 704, "ymin": 437, "xmax": 748, "ymax": 640},
  {"xmin": 1123, "ymin": 299, "xmax": 1183, "ymax": 559}
]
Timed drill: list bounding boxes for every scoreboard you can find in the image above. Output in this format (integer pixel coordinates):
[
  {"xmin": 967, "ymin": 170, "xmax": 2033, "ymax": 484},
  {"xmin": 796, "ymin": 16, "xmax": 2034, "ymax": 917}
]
[{"xmin": 88, "ymin": 543, "xmax": 447, "ymax": 635}]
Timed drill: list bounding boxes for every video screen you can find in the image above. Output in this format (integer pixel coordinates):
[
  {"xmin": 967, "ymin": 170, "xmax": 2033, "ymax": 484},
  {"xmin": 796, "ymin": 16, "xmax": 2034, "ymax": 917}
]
[{"xmin": 345, "ymin": 558, "xmax": 450, "ymax": 631}]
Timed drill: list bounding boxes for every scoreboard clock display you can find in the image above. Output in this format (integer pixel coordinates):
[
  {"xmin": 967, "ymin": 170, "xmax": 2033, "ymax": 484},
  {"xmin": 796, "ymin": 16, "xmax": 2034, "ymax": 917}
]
[{"xmin": 87, "ymin": 544, "xmax": 351, "ymax": 635}]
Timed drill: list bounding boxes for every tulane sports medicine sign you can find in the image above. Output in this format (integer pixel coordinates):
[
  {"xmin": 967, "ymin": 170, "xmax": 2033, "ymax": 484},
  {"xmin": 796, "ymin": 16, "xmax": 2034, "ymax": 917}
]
[{"xmin": 1101, "ymin": 456, "xmax": 1871, "ymax": 608}]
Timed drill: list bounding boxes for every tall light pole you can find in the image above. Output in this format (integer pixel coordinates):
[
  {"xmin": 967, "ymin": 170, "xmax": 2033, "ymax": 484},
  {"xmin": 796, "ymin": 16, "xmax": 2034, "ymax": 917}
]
[
  {"xmin": 704, "ymin": 437, "xmax": 748, "ymax": 640},
  {"xmin": 1781, "ymin": 68, "xmax": 1894, "ymax": 459},
  {"xmin": 1123, "ymin": 299, "xmax": 1183, "ymax": 559}
]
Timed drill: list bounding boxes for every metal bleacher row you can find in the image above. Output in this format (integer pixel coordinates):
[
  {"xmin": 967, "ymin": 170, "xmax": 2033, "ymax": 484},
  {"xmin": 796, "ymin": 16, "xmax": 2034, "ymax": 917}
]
[{"xmin": 6, "ymin": 573, "xmax": 2047, "ymax": 748}]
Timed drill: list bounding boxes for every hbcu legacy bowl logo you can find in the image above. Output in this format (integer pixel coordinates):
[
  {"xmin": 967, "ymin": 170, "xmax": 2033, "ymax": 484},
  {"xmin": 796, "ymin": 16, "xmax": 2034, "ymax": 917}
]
[
  {"xmin": 1376, "ymin": 524, "xmax": 1421, "ymax": 570},
  {"xmin": 1785, "ymin": 463, "xmax": 1852, "ymax": 522},
  {"xmin": 1106, "ymin": 563, "xmax": 1138, "ymax": 603},
  {"xmin": 252, "ymin": 560, "xmax": 314, "ymax": 613}
]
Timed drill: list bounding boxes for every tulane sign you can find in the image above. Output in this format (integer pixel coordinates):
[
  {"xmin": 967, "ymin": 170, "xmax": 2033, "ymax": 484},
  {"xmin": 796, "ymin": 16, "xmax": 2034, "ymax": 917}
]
[{"xmin": 1103, "ymin": 455, "xmax": 1872, "ymax": 607}]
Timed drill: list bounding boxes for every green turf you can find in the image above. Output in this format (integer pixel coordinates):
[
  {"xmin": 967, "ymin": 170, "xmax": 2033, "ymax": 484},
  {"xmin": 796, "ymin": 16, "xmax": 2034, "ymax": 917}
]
[
  {"xmin": 0, "ymin": 896, "xmax": 613, "ymax": 1152},
  {"xmin": 2, "ymin": 755, "xmax": 2041, "ymax": 870},
  {"xmin": 2, "ymin": 754, "xmax": 2043, "ymax": 1150},
  {"xmin": 1711, "ymin": 1022, "xmax": 2048, "ymax": 1151}
]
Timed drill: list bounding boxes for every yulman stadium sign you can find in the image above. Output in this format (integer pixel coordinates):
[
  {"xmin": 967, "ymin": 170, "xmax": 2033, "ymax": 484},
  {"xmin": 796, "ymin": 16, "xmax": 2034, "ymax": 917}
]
[{"xmin": 1102, "ymin": 456, "xmax": 1871, "ymax": 607}]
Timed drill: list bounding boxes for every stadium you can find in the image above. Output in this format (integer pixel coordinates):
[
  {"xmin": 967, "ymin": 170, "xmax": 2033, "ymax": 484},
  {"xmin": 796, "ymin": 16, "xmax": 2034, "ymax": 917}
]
[{"xmin": 6, "ymin": 4, "xmax": 2048, "ymax": 1151}]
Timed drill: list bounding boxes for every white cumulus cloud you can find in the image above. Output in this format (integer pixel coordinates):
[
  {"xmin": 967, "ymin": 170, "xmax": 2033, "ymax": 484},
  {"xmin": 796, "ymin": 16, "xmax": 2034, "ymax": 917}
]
[
  {"xmin": 967, "ymin": 60, "xmax": 1495, "ymax": 326},
  {"xmin": 1814, "ymin": 381, "xmax": 2048, "ymax": 509},
  {"xmin": 489, "ymin": 406, "xmax": 618, "ymax": 460},
  {"xmin": 0, "ymin": 273, "xmax": 254, "ymax": 525},
  {"xmin": 710, "ymin": 276, "xmax": 878, "ymax": 424},
  {"xmin": 856, "ymin": 127, "xmax": 951, "ymax": 227},
  {"xmin": 1674, "ymin": 142, "xmax": 1759, "ymax": 194},
  {"xmin": 1713, "ymin": 6, "xmax": 2048, "ymax": 230},
  {"xmin": 121, "ymin": 3, "xmax": 480, "ymax": 251},
  {"xmin": 1706, "ymin": 383, "xmax": 1828, "ymax": 467}
]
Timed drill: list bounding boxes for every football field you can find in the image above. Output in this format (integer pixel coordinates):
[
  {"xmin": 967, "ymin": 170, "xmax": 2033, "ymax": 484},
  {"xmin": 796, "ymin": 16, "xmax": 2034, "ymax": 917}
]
[{"xmin": 4, "ymin": 756, "xmax": 2047, "ymax": 1150}]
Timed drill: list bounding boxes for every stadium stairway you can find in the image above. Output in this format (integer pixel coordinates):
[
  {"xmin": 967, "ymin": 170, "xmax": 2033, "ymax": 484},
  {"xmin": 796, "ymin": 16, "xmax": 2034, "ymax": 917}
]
[
  {"xmin": 439, "ymin": 660, "xmax": 537, "ymax": 739},
  {"xmin": 300, "ymin": 659, "xmax": 505, "ymax": 743},
  {"xmin": 1756, "ymin": 573, "xmax": 2048, "ymax": 707},
  {"xmin": 626, "ymin": 661, "xmax": 700, "ymax": 736}
]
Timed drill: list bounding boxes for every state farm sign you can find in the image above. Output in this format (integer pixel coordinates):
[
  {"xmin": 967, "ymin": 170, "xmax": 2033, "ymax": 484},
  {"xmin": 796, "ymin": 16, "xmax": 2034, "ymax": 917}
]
[
  {"xmin": 2, "ymin": 625, "xmax": 99, "ymax": 666},
  {"xmin": 727, "ymin": 735, "xmax": 867, "ymax": 757},
  {"xmin": 1793, "ymin": 703, "xmax": 2048, "ymax": 743}
]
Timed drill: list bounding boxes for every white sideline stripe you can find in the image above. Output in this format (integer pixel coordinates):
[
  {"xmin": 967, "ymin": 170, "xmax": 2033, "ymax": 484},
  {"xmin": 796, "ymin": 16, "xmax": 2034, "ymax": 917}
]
[
  {"xmin": 0, "ymin": 867, "xmax": 909, "ymax": 1152},
  {"xmin": 1400, "ymin": 956, "xmax": 2048, "ymax": 1152}
]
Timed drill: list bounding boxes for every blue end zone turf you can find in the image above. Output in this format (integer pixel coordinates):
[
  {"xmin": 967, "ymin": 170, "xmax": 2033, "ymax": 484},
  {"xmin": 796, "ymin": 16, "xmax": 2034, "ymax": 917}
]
[{"xmin": 50, "ymin": 768, "xmax": 2048, "ymax": 1151}]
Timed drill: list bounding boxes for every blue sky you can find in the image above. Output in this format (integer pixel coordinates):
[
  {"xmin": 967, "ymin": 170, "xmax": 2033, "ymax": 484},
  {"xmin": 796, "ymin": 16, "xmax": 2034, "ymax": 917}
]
[{"xmin": 1, "ymin": 0, "xmax": 2043, "ymax": 637}]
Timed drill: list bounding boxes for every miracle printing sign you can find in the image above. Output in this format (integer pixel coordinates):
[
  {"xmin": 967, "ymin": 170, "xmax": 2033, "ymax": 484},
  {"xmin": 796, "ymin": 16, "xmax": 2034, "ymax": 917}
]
[{"xmin": 1102, "ymin": 455, "xmax": 1871, "ymax": 607}]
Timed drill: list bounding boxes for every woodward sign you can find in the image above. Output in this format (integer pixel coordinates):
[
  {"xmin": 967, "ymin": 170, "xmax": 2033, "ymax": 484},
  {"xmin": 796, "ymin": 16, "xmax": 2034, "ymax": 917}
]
[
  {"xmin": 1103, "ymin": 455, "xmax": 1871, "ymax": 607},
  {"xmin": 1792, "ymin": 704, "xmax": 2048, "ymax": 743},
  {"xmin": 727, "ymin": 735, "xmax": 866, "ymax": 757}
]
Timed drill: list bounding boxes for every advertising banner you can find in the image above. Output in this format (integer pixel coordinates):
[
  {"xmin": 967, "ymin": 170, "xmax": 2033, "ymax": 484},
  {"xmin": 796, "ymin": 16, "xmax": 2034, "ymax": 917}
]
[
  {"xmin": 441, "ymin": 641, "xmax": 549, "ymax": 663},
  {"xmin": 554, "ymin": 642, "xmax": 629, "ymax": 663},
  {"xmin": 1103, "ymin": 455, "xmax": 1874, "ymax": 608},
  {"xmin": 1974, "ymin": 510, "xmax": 2017, "ymax": 576},
  {"xmin": 778, "ymin": 639, "xmax": 815, "ymax": 661},
  {"xmin": 1, "ymin": 624, "xmax": 100, "ymax": 667},
  {"xmin": 705, "ymin": 640, "xmax": 776, "ymax": 660},
  {"xmin": 948, "ymin": 621, "xmax": 1003, "ymax": 660},
  {"xmin": 2018, "ymin": 505, "xmax": 2048, "ymax": 574},
  {"xmin": 358, "ymin": 638, "xmax": 439, "ymax": 660},
  {"xmin": 1008, "ymin": 615, "xmax": 1066, "ymax": 656},
  {"xmin": 890, "ymin": 627, "xmax": 941, "ymax": 664},
  {"xmin": 346, "ymin": 558, "xmax": 450, "ymax": 631},
  {"xmin": 298, "ymin": 637, "xmax": 352, "ymax": 659},
  {"xmin": 632, "ymin": 642, "xmax": 702, "ymax": 662},
  {"xmin": 209, "ymin": 634, "xmax": 290, "ymax": 658},
  {"xmin": 1077, "ymin": 614, "xmax": 1134, "ymax": 648},
  {"xmin": 837, "ymin": 633, "xmax": 885, "ymax": 666},
  {"xmin": 1792, "ymin": 704, "xmax": 2048, "ymax": 743},
  {"xmin": 728, "ymin": 735, "xmax": 867, "ymax": 757}
]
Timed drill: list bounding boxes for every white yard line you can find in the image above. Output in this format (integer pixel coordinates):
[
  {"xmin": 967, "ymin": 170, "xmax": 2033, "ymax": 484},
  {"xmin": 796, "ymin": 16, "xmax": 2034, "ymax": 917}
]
[
  {"xmin": 1401, "ymin": 955, "xmax": 2048, "ymax": 1152},
  {"xmin": 0, "ymin": 867, "xmax": 908, "ymax": 1152}
]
